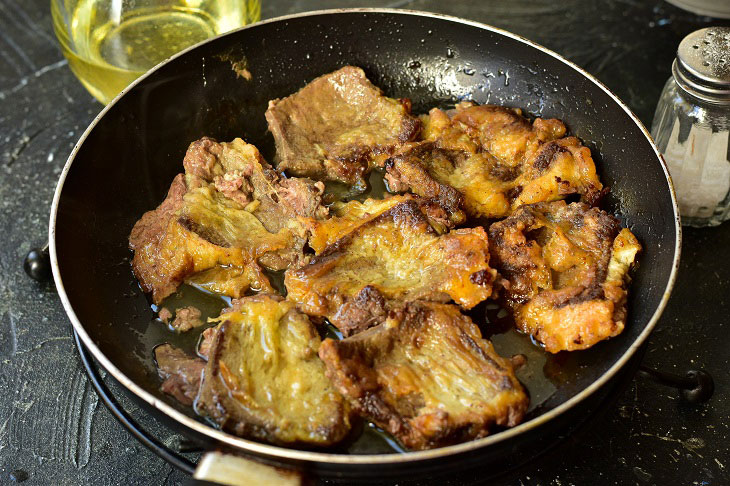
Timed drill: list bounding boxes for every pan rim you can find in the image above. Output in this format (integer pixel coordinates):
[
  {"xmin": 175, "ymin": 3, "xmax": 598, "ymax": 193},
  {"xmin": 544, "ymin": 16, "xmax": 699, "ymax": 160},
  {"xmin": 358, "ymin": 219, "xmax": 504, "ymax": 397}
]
[{"xmin": 49, "ymin": 7, "xmax": 682, "ymax": 466}]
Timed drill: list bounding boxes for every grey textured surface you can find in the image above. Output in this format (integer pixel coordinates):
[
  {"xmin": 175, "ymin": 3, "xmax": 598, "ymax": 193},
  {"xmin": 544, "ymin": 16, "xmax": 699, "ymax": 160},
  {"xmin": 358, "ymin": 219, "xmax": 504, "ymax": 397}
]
[{"xmin": 0, "ymin": 0, "xmax": 728, "ymax": 484}]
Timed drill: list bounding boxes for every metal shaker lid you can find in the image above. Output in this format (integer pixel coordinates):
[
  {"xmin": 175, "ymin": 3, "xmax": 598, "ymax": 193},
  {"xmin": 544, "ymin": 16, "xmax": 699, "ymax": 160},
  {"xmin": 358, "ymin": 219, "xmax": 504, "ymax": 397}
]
[{"xmin": 673, "ymin": 27, "xmax": 730, "ymax": 103}]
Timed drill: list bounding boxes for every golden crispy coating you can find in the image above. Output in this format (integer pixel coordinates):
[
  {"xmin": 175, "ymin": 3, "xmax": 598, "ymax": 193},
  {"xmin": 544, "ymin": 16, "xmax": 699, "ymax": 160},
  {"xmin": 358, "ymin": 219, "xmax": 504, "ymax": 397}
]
[
  {"xmin": 286, "ymin": 199, "xmax": 497, "ymax": 335},
  {"xmin": 303, "ymin": 195, "xmax": 410, "ymax": 254},
  {"xmin": 301, "ymin": 193, "xmax": 463, "ymax": 254},
  {"xmin": 196, "ymin": 295, "xmax": 351, "ymax": 446},
  {"xmin": 488, "ymin": 201, "xmax": 641, "ymax": 353},
  {"xmin": 129, "ymin": 177, "xmax": 276, "ymax": 304},
  {"xmin": 384, "ymin": 103, "xmax": 602, "ymax": 218},
  {"xmin": 427, "ymin": 103, "xmax": 564, "ymax": 167},
  {"xmin": 318, "ymin": 301, "xmax": 528, "ymax": 450},
  {"xmin": 266, "ymin": 66, "xmax": 420, "ymax": 188},
  {"xmin": 129, "ymin": 138, "xmax": 327, "ymax": 303}
]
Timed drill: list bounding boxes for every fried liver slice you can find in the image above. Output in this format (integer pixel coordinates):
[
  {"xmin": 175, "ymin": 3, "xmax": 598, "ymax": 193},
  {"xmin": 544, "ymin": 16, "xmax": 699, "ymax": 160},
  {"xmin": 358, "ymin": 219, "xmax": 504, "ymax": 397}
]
[
  {"xmin": 318, "ymin": 302, "xmax": 528, "ymax": 450},
  {"xmin": 265, "ymin": 66, "xmax": 420, "ymax": 188},
  {"xmin": 154, "ymin": 344, "xmax": 205, "ymax": 407},
  {"xmin": 195, "ymin": 295, "xmax": 351, "ymax": 446},
  {"xmin": 384, "ymin": 103, "xmax": 602, "ymax": 218},
  {"xmin": 129, "ymin": 137, "xmax": 328, "ymax": 304},
  {"xmin": 286, "ymin": 198, "xmax": 496, "ymax": 336},
  {"xmin": 488, "ymin": 200, "xmax": 641, "ymax": 353}
]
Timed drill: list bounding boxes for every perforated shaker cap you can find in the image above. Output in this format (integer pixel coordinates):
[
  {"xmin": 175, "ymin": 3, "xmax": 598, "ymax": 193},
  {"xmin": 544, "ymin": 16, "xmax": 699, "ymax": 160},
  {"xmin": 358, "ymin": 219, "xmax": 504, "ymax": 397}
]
[{"xmin": 672, "ymin": 27, "xmax": 730, "ymax": 103}]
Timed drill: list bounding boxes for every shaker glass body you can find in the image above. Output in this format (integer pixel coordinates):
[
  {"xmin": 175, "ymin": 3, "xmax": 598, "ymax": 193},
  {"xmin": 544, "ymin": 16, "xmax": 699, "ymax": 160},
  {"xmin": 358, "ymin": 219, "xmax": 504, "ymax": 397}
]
[{"xmin": 651, "ymin": 77, "xmax": 730, "ymax": 227}]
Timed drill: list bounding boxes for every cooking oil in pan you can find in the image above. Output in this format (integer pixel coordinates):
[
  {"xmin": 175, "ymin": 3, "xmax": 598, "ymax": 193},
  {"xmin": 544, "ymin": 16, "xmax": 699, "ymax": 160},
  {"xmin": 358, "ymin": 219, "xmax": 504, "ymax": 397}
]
[{"xmin": 52, "ymin": 0, "xmax": 261, "ymax": 104}]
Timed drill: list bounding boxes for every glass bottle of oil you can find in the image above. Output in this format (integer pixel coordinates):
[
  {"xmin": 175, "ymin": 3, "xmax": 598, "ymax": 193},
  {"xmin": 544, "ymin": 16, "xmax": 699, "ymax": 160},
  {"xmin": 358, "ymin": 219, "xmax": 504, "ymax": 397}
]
[{"xmin": 51, "ymin": 0, "xmax": 261, "ymax": 104}]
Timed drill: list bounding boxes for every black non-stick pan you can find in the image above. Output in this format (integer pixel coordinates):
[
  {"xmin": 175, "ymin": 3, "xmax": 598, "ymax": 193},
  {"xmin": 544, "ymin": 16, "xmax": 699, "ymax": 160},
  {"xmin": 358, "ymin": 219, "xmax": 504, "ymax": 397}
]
[{"xmin": 49, "ymin": 8, "xmax": 680, "ymax": 482}]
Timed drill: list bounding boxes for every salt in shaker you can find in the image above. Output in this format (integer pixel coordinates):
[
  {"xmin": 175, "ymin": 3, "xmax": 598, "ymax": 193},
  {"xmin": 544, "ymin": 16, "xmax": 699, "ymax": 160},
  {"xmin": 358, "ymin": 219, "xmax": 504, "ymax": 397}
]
[{"xmin": 651, "ymin": 27, "xmax": 730, "ymax": 227}]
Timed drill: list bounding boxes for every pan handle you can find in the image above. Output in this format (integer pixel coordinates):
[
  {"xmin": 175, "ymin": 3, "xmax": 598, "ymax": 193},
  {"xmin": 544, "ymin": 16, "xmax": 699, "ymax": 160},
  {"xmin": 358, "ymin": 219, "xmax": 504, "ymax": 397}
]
[
  {"xmin": 637, "ymin": 365, "xmax": 714, "ymax": 403},
  {"xmin": 24, "ymin": 242, "xmax": 51, "ymax": 281},
  {"xmin": 194, "ymin": 452, "xmax": 303, "ymax": 486}
]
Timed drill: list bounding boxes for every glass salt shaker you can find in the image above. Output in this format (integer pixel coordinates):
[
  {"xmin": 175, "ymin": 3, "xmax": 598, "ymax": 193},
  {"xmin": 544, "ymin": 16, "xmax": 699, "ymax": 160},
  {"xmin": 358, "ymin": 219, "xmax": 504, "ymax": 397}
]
[{"xmin": 651, "ymin": 27, "xmax": 730, "ymax": 227}]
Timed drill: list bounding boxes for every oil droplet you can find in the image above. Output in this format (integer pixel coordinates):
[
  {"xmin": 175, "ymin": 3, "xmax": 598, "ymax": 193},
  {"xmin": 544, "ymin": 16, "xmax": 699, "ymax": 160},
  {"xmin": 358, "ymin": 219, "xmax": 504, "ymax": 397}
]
[
  {"xmin": 498, "ymin": 69, "xmax": 510, "ymax": 86},
  {"xmin": 446, "ymin": 47, "xmax": 455, "ymax": 58},
  {"xmin": 463, "ymin": 67, "xmax": 475, "ymax": 75}
]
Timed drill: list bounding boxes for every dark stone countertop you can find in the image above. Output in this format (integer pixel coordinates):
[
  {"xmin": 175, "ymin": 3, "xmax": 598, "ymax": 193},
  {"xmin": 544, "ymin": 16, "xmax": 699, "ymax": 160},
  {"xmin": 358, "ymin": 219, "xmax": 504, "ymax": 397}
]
[{"xmin": 0, "ymin": 0, "xmax": 728, "ymax": 484}]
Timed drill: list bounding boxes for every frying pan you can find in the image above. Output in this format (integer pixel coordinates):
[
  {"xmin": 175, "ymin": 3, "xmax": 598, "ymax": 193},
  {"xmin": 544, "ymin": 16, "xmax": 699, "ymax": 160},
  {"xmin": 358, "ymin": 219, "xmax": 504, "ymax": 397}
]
[{"xmin": 49, "ymin": 8, "xmax": 680, "ymax": 482}]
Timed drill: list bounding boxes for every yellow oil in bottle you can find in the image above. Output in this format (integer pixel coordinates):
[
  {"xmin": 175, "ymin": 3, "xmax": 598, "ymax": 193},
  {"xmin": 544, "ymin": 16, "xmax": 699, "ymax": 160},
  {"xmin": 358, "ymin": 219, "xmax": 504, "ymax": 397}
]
[{"xmin": 52, "ymin": 0, "xmax": 261, "ymax": 104}]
